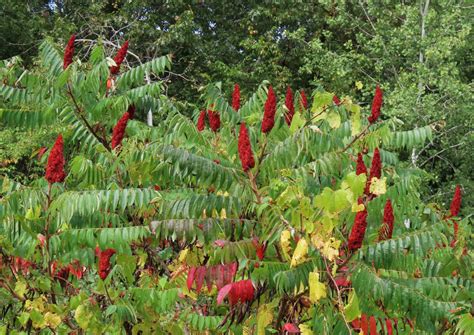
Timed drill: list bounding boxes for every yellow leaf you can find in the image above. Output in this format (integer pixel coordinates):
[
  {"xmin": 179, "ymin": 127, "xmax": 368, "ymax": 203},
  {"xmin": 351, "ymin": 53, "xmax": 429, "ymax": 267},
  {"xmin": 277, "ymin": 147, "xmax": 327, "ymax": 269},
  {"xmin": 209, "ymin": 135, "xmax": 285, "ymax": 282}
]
[
  {"xmin": 137, "ymin": 251, "xmax": 147, "ymax": 267},
  {"xmin": 74, "ymin": 304, "xmax": 91, "ymax": 330},
  {"xmin": 24, "ymin": 296, "xmax": 46, "ymax": 312},
  {"xmin": 290, "ymin": 238, "xmax": 308, "ymax": 267},
  {"xmin": 344, "ymin": 289, "xmax": 361, "ymax": 322},
  {"xmin": 280, "ymin": 230, "xmax": 292, "ymax": 261},
  {"xmin": 256, "ymin": 304, "xmax": 273, "ymax": 335},
  {"xmin": 309, "ymin": 271, "xmax": 327, "ymax": 303},
  {"xmin": 311, "ymin": 91, "xmax": 334, "ymax": 114},
  {"xmin": 220, "ymin": 208, "xmax": 227, "ymax": 219},
  {"xmin": 14, "ymin": 281, "xmax": 27, "ymax": 299},
  {"xmin": 350, "ymin": 104, "xmax": 361, "ymax": 135},
  {"xmin": 181, "ymin": 285, "xmax": 198, "ymax": 300},
  {"xmin": 300, "ymin": 324, "xmax": 313, "ymax": 335},
  {"xmin": 178, "ymin": 248, "xmax": 189, "ymax": 263},
  {"xmin": 44, "ymin": 312, "xmax": 61, "ymax": 329},
  {"xmin": 369, "ymin": 177, "xmax": 387, "ymax": 196},
  {"xmin": 352, "ymin": 202, "xmax": 365, "ymax": 212},
  {"xmin": 311, "ymin": 235, "xmax": 340, "ymax": 261},
  {"xmin": 327, "ymin": 111, "xmax": 341, "ymax": 129},
  {"xmin": 355, "ymin": 81, "xmax": 363, "ymax": 90}
]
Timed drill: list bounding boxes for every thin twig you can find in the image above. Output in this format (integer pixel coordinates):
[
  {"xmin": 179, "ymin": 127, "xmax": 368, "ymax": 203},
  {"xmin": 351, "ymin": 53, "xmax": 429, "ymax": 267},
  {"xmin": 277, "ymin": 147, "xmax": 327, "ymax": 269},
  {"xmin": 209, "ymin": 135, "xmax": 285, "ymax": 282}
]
[
  {"xmin": 323, "ymin": 257, "xmax": 352, "ymax": 334},
  {"xmin": 340, "ymin": 123, "xmax": 371, "ymax": 153},
  {"xmin": 66, "ymin": 82, "xmax": 111, "ymax": 151}
]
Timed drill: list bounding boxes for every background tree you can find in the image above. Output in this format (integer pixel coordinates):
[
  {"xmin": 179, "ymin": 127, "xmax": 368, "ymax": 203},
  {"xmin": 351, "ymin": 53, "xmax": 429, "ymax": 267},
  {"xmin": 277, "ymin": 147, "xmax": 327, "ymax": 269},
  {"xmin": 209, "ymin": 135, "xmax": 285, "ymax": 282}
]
[{"xmin": 1, "ymin": 1, "xmax": 471, "ymax": 211}]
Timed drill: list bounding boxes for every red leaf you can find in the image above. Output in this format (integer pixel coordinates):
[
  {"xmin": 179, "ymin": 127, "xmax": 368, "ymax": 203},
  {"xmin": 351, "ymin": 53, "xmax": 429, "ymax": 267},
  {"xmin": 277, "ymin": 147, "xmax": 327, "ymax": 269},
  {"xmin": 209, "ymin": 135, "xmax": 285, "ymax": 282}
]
[
  {"xmin": 195, "ymin": 266, "xmax": 206, "ymax": 293},
  {"xmin": 351, "ymin": 318, "xmax": 361, "ymax": 329},
  {"xmin": 282, "ymin": 323, "xmax": 300, "ymax": 333},
  {"xmin": 68, "ymin": 260, "xmax": 85, "ymax": 279},
  {"xmin": 334, "ymin": 276, "xmax": 351, "ymax": 287},
  {"xmin": 361, "ymin": 314, "xmax": 368, "ymax": 335},
  {"xmin": 385, "ymin": 319, "xmax": 393, "ymax": 335},
  {"xmin": 217, "ymin": 284, "xmax": 233, "ymax": 304},
  {"xmin": 216, "ymin": 264, "xmax": 225, "ymax": 290},
  {"xmin": 37, "ymin": 233, "xmax": 46, "ymax": 247},
  {"xmin": 205, "ymin": 266, "xmax": 213, "ymax": 292},
  {"xmin": 369, "ymin": 316, "xmax": 377, "ymax": 334},
  {"xmin": 229, "ymin": 262, "xmax": 238, "ymax": 279},
  {"xmin": 187, "ymin": 267, "xmax": 197, "ymax": 290}
]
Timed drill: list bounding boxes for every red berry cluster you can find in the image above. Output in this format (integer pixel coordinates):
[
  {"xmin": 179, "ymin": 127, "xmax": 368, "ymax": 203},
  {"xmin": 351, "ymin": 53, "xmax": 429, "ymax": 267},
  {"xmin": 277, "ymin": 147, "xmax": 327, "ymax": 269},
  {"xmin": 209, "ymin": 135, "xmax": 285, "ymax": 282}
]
[
  {"xmin": 347, "ymin": 199, "xmax": 368, "ymax": 251},
  {"xmin": 300, "ymin": 90, "xmax": 308, "ymax": 110},
  {"xmin": 232, "ymin": 83, "xmax": 240, "ymax": 111},
  {"xmin": 252, "ymin": 238, "xmax": 266, "ymax": 261},
  {"xmin": 261, "ymin": 85, "xmax": 277, "ymax": 133},
  {"xmin": 111, "ymin": 111, "xmax": 132, "ymax": 149},
  {"xmin": 63, "ymin": 34, "xmax": 75, "ymax": 69},
  {"xmin": 45, "ymin": 134, "xmax": 66, "ymax": 184},
  {"xmin": 378, "ymin": 199, "xmax": 394, "ymax": 241},
  {"xmin": 207, "ymin": 110, "xmax": 221, "ymax": 132},
  {"xmin": 238, "ymin": 122, "xmax": 255, "ymax": 172},
  {"xmin": 197, "ymin": 110, "xmax": 206, "ymax": 131},
  {"xmin": 110, "ymin": 41, "xmax": 129, "ymax": 75},
  {"xmin": 355, "ymin": 153, "xmax": 367, "ymax": 176},
  {"xmin": 368, "ymin": 85, "xmax": 383, "ymax": 124},
  {"xmin": 96, "ymin": 248, "xmax": 116, "ymax": 280},
  {"xmin": 284, "ymin": 86, "xmax": 295, "ymax": 126}
]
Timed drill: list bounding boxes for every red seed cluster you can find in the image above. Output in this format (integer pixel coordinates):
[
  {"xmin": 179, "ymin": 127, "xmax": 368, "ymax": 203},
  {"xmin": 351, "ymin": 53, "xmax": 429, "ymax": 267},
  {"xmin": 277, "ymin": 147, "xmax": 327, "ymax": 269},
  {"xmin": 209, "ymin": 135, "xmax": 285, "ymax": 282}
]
[
  {"xmin": 63, "ymin": 34, "xmax": 76, "ymax": 69},
  {"xmin": 197, "ymin": 110, "xmax": 206, "ymax": 131},
  {"xmin": 227, "ymin": 279, "xmax": 255, "ymax": 306},
  {"xmin": 450, "ymin": 185, "xmax": 462, "ymax": 217},
  {"xmin": 207, "ymin": 110, "xmax": 221, "ymax": 132},
  {"xmin": 238, "ymin": 122, "xmax": 255, "ymax": 172},
  {"xmin": 300, "ymin": 90, "xmax": 308, "ymax": 109},
  {"xmin": 378, "ymin": 199, "xmax": 394, "ymax": 241},
  {"xmin": 261, "ymin": 85, "xmax": 277, "ymax": 133},
  {"xmin": 110, "ymin": 40, "xmax": 129, "ymax": 75},
  {"xmin": 368, "ymin": 85, "xmax": 383, "ymax": 124},
  {"xmin": 45, "ymin": 134, "xmax": 66, "ymax": 184},
  {"xmin": 369, "ymin": 148, "xmax": 382, "ymax": 179},
  {"xmin": 356, "ymin": 153, "xmax": 367, "ymax": 175},
  {"xmin": 348, "ymin": 199, "xmax": 368, "ymax": 251},
  {"xmin": 111, "ymin": 112, "xmax": 131, "ymax": 149},
  {"xmin": 365, "ymin": 148, "xmax": 382, "ymax": 195},
  {"xmin": 97, "ymin": 248, "xmax": 116, "ymax": 280},
  {"xmin": 284, "ymin": 86, "xmax": 295, "ymax": 126},
  {"xmin": 333, "ymin": 95, "xmax": 341, "ymax": 106},
  {"xmin": 127, "ymin": 104, "xmax": 136, "ymax": 119},
  {"xmin": 232, "ymin": 83, "xmax": 240, "ymax": 111},
  {"xmin": 449, "ymin": 185, "xmax": 462, "ymax": 247}
]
